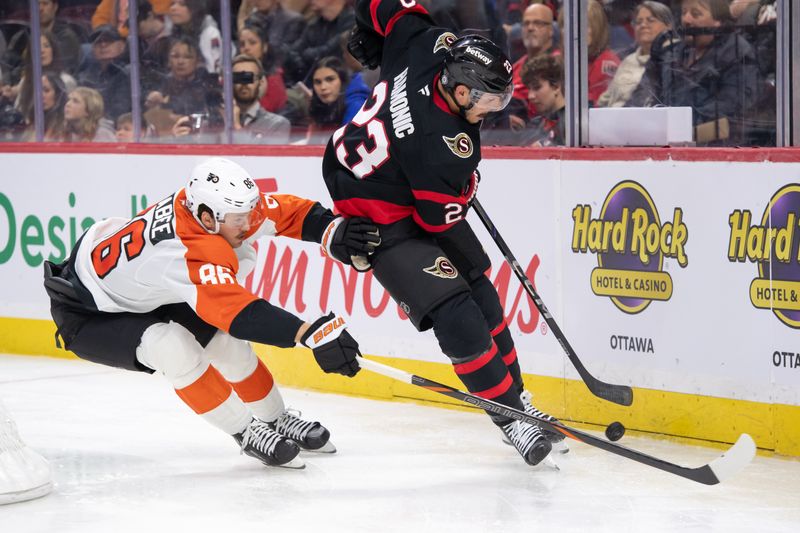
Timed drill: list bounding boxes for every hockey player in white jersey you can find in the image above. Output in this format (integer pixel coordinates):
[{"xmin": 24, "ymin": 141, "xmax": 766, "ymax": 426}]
[{"xmin": 43, "ymin": 157, "xmax": 380, "ymax": 469}]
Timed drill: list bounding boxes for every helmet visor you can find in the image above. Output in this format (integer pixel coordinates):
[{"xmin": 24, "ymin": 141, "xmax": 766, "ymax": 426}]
[
  {"xmin": 221, "ymin": 206, "xmax": 263, "ymax": 230},
  {"xmin": 469, "ymin": 85, "xmax": 513, "ymax": 114}
]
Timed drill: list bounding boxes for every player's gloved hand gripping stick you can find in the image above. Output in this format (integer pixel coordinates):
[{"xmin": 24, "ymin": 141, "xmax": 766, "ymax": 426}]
[
  {"xmin": 301, "ymin": 313, "xmax": 361, "ymax": 377},
  {"xmin": 322, "ymin": 217, "xmax": 381, "ymax": 272},
  {"xmin": 472, "ymin": 198, "xmax": 634, "ymax": 406}
]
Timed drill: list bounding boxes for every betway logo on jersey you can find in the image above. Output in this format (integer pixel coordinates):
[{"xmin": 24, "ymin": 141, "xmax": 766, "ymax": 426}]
[
  {"xmin": 728, "ymin": 184, "xmax": 800, "ymax": 328},
  {"xmin": 465, "ymin": 46, "xmax": 492, "ymax": 65},
  {"xmin": 571, "ymin": 181, "xmax": 689, "ymax": 314},
  {"xmin": 391, "ymin": 67, "xmax": 414, "ymax": 138}
]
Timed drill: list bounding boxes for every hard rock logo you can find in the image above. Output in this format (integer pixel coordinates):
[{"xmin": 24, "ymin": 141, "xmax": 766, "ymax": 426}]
[
  {"xmin": 571, "ymin": 181, "xmax": 689, "ymax": 314},
  {"xmin": 728, "ymin": 184, "xmax": 800, "ymax": 328}
]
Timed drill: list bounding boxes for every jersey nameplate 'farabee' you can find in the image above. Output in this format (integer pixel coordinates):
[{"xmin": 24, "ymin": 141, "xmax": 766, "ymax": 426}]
[{"xmin": 324, "ymin": 0, "xmax": 481, "ymax": 234}]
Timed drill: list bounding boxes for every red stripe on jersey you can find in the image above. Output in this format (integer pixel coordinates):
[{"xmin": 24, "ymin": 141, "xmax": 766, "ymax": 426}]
[
  {"xmin": 490, "ymin": 320, "xmax": 507, "ymax": 337},
  {"xmin": 412, "ymin": 211, "xmax": 454, "ymax": 233},
  {"xmin": 334, "ymin": 197, "xmax": 414, "ymax": 224},
  {"xmin": 230, "ymin": 359, "xmax": 274, "ymax": 403},
  {"xmin": 370, "ymin": 0, "xmax": 384, "ymax": 36},
  {"xmin": 384, "ymin": 5, "xmax": 430, "ymax": 36},
  {"xmin": 502, "ymin": 348, "xmax": 518, "ymax": 366},
  {"xmin": 411, "ymin": 188, "xmax": 462, "ymax": 205},
  {"xmin": 475, "ymin": 372, "xmax": 514, "ymax": 400},
  {"xmin": 454, "ymin": 343, "xmax": 498, "ymax": 375}
]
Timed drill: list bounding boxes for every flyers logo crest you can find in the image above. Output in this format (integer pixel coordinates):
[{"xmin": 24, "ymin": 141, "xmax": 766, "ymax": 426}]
[
  {"xmin": 443, "ymin": 133, "xmax": 473, "ymax": 159},
  {"xmin": 433, "ymin": 32, "xmax": 457, "ymax": 53},
  {"xmin": 423, "ymin": 257, "xmax": 458, "ymax": 279}
]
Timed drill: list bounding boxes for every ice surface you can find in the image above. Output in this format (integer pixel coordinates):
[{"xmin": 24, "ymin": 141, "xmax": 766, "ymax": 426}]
[{"xmin": 1, "ymin": 354, "xmax": 798, "ymax": 533}]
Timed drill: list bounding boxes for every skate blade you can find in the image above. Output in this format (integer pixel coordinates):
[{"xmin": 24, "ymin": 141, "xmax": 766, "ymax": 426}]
[
  {"xmin": 0, "ymin": 481, "xmax": 53, "ymax": 505},
  {"xmin": 303, "ymin": 440, "xmax": 336, "ymax": 454},
  {"xmin": 541, "ymin": 455, "xmax": 560, "ymax": 471},
  {"xmin": 275, "ymin": 457, "xmax": 306, "ymax": 469}
]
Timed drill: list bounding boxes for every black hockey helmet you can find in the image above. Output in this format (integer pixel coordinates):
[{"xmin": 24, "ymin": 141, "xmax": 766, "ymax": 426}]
[{"xmin": 441, "ymin": 35, "xmax": 513, "ymax": 95}]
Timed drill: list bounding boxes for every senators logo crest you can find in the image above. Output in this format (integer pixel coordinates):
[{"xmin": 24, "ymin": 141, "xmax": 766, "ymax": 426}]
[
  {"xmin": 443, "ymin": 133, "xmax": 473, "ymax": 159},
  {"xmin": 433, "ymin": 32, "xmax": 457, "ymax": 54},
  {"xmin": 423, "ymin": 257, "xmax": 458, "ymax": 279}
]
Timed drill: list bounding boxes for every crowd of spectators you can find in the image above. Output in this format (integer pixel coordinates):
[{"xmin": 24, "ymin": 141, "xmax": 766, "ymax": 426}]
[{"xmin": 0, "ymin": 0, "xmax": 780, "ymax": 146}]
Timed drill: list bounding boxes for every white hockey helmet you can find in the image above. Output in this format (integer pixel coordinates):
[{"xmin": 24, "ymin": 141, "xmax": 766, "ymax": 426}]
[{"xmin": 184, "ymin": 157, "xmax": 263, "ymax": 233}]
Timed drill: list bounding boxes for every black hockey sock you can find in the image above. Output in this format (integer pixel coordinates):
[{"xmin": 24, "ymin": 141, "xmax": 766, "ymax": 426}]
[
  {"xmin": 452, "ymin": 341, "xmax": 524, "ymax": 425},
  {"xmin": 491, "ymin": 320, "xmax": 524, "ymax": 395}
]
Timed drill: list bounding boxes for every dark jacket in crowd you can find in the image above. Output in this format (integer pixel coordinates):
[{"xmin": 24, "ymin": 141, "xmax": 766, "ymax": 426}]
[
  {"xmin": 628, "ymin": 28, "xmax": 759, "ymax": 145},
  {"xmin": 77, "ymin": 57, "xmax": 132, "ymax": 121},
  {"xmin": 160, "ymin": 67, "xmax": 222, "ymax": 123},
  {"xmin": 250, "ymin": 6, "xmax": 306, "ymax": 55},
  {"xmin": 282, "ymin": 7, "xmax": 355, "ymax": 86}
]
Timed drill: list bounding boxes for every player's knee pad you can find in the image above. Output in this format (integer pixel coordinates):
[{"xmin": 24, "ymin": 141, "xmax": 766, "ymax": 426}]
[
  {"xmin": 136, "ymin": 321, "xmax": 207, "ymax": 388},
  {"xmin": 204, "ymin": 331, "xmax": 258, "ymax": 383},
  {"xmin": 469, "ymin": 274, "xmax": 504, "ymax": 329},
  {"xmin": 430, "ymin": 292, "xmax": 492, "ymax": 364}
]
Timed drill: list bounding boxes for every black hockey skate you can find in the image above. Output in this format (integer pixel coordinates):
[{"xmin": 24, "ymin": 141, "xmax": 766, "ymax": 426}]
[
  {"xmin": 270, "ymin": 410, "xmax": 336, "ymax": 453},
  {"xmin": 519, "ymin": 390, "xmax": 569, "ymax": 454},
  {"xmin": 500, "ymin": 419, "xmax": 553, "ymax": 467},
  {"xmin": 234, "ymin": 418, "xmax": 303, "ymax": 469}
]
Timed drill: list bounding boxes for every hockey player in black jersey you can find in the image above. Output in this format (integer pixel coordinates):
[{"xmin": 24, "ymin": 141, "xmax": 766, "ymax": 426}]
[{"xmin": 322, "ymin": 0, "xmax": 566, "ymax": 467}]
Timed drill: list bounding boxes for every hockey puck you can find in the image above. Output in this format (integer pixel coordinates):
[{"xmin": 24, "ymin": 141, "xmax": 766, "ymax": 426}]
[{"xmin": 605, "ymin": 421, "xmax": 625, "ymax": 441}]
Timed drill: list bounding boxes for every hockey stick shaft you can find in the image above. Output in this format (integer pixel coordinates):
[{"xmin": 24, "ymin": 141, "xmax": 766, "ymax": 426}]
[
  {"xmin": 357, "ymin": 356, "xmax": 755, "ymax": 486},
  {"xmin": 472, "ymin": 198, "xmax": 633, "ymax": 406}
]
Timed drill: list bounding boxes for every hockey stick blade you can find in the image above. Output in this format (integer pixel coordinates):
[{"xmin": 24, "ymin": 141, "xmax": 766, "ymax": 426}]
[
  {"xmin": 472, "ymin": 199, "xmax": 633, "ymax": 406},
  {"xmin": 357, "ymin": 357, "xmax": 755, "ymax": 485}
]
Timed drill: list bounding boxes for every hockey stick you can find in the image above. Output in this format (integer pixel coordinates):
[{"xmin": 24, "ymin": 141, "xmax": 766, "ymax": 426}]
[
  {"xmin": 356, "ymin": 357, "xmax": 755, "ymax": 485},
  {"xmin": 472, "ymin": 198, "xmax": 634, "ymax": 406}
]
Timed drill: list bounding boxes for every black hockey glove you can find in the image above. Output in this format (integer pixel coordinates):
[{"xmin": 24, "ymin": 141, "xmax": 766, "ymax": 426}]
[
  {"xmin": 322, "ymin": 216, "xmax": 381, "ymax": 272},
  {"xmin": 300, "ymin": 313, "xmax": 361, "ymax": 377},
  {"xmin": 347, "ymin": 25, "xmax": 383, "ymax": 70}
]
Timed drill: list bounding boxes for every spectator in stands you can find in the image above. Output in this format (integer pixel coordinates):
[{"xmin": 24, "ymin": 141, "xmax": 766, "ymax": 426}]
[
  {"xmin": 137, "ymin": 0, "xmax": 173, "ymax": 92},
  {"xmin": 22, "ymin": 71, "xmax": 66, "ymax": 141},
  {"xmin": 14, "ymin": 31, "xmax": 77, "ymax": 117},
  {"xmin": 61, "ymin": 86, "xmax": 116, "ymax": 141},
  {"xmin": 282, "ymin": 0, "xmax": 354, "ymax": 86},
  {"xmin": 23, "ymin": 72, "xmax": 68, "ymax": 142},
  {"xmin": 146, "ymin": 35, "xmax": 221, "ymax": 138},
  {"xmin": 114, "ymin": 111, "xmax": 134, "ymax": 141},
  {"xmin": 4, "ymin": 0, "xmax": 82, "ymax": 80},
  {"xmin": 229, "ymin": 54, "xmax": 290, "ymax": 144},
  {"xmin": 604, "ymin": 0, "xmax": 637, "ymax": 57},
  {"xmin": 628, "ymin": 0, "xmax": 758, "ymax": 145},
  {"xmin": 518, "ymin": 54, "xmax": 565, "ymax": 146},
  {"xmin": 585, "ymin": 0, "xmax": 620, "ymax": 106},
  {"xmin": 509, "ymin": 3, "xmax": 559, "ymax": 126},
  {"xmin": 301, "ymin": 56, "xmax": 367, "ymax": 144},
  {"xmin": 559, "ymin": 0, "xmax": 620, "ymax": 106},
  {"xmin": 0, "ymin": 78, "xmax": 27, "ymax": 141},
  {"xmin": 168, "ymin": 0, "xmax": 224, "ymax": 73},
  {"xmin": 597, "ymin": 1, "xmax": 672, "ymax": 108},
  {"xmin": 91, "ymin": 0, "xmax": 171, "ymax": 37},
  {"xmin": 237, "ymin": 0, "xmax": 306, "ymax": 49},
  {"xmin": 237, "ymin": 17, "xmax": 286, "ymax": 113},
  {"xmin": 77, "ymin": 24, "xmax": 132, "ymax": 121}
]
